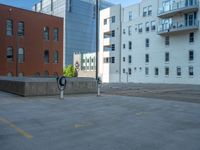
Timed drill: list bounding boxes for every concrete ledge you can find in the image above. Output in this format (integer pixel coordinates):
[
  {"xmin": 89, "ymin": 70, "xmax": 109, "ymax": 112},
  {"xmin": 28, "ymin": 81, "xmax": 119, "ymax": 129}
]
[{"xmin": 0, "ymin": 77, "xmax": 97, "ymax": 97}]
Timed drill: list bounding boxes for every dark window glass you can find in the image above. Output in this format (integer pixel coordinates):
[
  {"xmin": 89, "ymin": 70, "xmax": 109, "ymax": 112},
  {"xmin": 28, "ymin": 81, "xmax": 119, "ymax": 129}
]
[
  {"xmin": 53, "ymin": 50, "xmax": 59, "ymax": 63},
  {"xmin": 43, "ymin": 27, "xmax": 49, "ymax": 40},
  {"xmin": 53, "ymin": 28, "xmax": 59, "ymax": 41},
  {"xmin": 129, "ymin": 41, "xmax": 132, "ymax": 50},
  {"xmin": 189, "ymin": 66, "xmax": 194, "ymax": 76},
  {"xmin": 165, "ymin": 36, "xmax": 170, "ymax": 45},
  {"xmin": 145, "ymin": 38, "xmax": 149, "ymax": 47},
  {"xmin": 155, "ymin": 68, "xmax": 159, "ymax": 76},
  {"xmin": 177, "ymin": 67, "xmax": 181, "ymax": 76},
  {"xmin": 18, "ymin": 21, "xmax": 24, "ymax": 36},
  {"xmin": 44, "ymin": 50, "xmax": 49, "ymax": 63},
  {"xmin": 7, "ymin": 47, "xmax": 13, "ymax": 61},
  {"xmin": 128, "ymin": 55, "xmax": 132, "ymax": 63},
  {"xmin": 145, "ymin": 54, "xmax": 149, "ymax": 63},
  {"xmin": 165, "ymin": 67, "xmax": 169, "ymax": 76},
  {"xmin": 189, "ymin": 50, "xmax": 194, "ymax": 61},
  {"xmin": 18, "ymin": 48, "xmax": 25, "ymax": 63},
  {"xmin": 189, "ymin": 32, "xmax": 194, "ymax": 43},
  {"xmin": 165, "ymin": 52, "xmax": 169, "ymax": 62},
  {"xmin": 6, "ymin": 20, "xmax": 13, "ymax": 36}
]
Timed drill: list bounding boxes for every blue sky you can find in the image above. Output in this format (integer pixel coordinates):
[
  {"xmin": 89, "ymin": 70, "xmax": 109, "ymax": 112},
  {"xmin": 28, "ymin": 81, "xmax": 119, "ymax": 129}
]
[{"xmin": 0, "ymin": 0, "xmax": 140, "ymax": 10}]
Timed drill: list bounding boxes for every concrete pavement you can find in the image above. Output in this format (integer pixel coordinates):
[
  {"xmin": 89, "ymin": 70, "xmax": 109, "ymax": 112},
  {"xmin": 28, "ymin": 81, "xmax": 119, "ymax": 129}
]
[{"xmin": 0, "ymin": 91, "xmax": 200, "ymax": 150}]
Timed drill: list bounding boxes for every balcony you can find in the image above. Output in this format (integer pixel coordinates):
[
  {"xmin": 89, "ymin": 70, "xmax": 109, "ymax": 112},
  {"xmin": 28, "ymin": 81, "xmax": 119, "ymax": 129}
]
[
  {"xmin": 104, "ymin": 38, "xmax": 111, "ymax": 46},
  {"xmin": 158, "ymin": 20, "xmax": 199, "ymax": 35},
  {"xmin": 158, "ymin": 0, "xmax": 199, "ymax": 18}
]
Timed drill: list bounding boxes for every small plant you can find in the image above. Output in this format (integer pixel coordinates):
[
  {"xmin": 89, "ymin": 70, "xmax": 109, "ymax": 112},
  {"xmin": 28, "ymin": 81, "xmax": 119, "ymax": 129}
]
[{"xmin": 63, "ymin": 65, "xmax": 77, "ymax": 78}]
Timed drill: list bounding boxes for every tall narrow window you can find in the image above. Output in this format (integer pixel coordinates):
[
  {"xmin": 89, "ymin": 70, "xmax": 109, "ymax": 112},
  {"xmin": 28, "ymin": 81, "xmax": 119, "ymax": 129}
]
[
  {"xmin": 145, "ymin": 54, "xmax": 149, "ymax": 63},
  {"xmin": 6, "ymin": 19, "xmax": 13, "ymax": 36},
  {"xmin": 189, "ymin": 66, "xmax": 194, "ymax": 76},
  {"xmin": 165, "ymin": 36, "xmax": 170, "ymax": 46},
  {"xmin": 148, "ymin": 5, "xmax": 152, "ymax": 15},
  {"xmin": 44, "ymin": 50, "xmax": 49, "ymax": 63},
  {"xmin": 128, "ymin": 26, "xmax": 132, "ymax": 35},
  {"xmin": 104, "ymin": 19, "xmax": 107, "ymax": 25},
  {"xmin": 189, "ymin": 50, "xmax": 194, "ymax": 61},
  {"xmin": 111, "ymin": 44, "xmax": 115, "ymax": 51},
  {"xmin": 129, "ymin": 11, "xmax": 133, "ymax": 21},
  {"xmin": 128, "ymin": 55, "xmax": 132, "ymax": 63},
  {"xmin": 43, "ymin": 26, "xmax": 49, "ymax": 40},
  {"xmin": 143, "ymin": 7, "xmax": 147, "ymax": 17},
  {"xmin": 129, "ymin": 41, "xmax": 132, "ymax": 50},
  {"xmin": 145, "ymin": 38, "xmax": 149, "ymax": 47},
  {"xmin": 53, "ymin": 50, "xmax": 59, "ymax": 63},
  {"xmin": 177, "ymin": 67, "xmax": 181, "ymax": 76},
  {"xmin": 111, "ymin": 30, "xmax": 115, "ymax": 37},
  {"xmin": 155, "ymin": 68, "xmax": 159, "ymax": 76},
  {"xmin": 145, "ymin": 67, "xmax": 149, "ymax": 75},
  {"xmin": 53, "ymin": 28, "xmax": 59, "ymax": 41},
  {"xmin": 145, "ymin": 22, "xmax": 150, "ymax": 32},
  {"xmin": 151, "ymin": 21, "xmax": 156, "ymax": 31},
  {"xmin": 111, "ymin": 16, "xmax": 115, "ymax": 23},
  {"xmin": 165, "ymin": 67, "xmax": 169, "ymax": 76},
  {"xmin": 189, "ymin": 32, "xmax": 194, "ymax": 43},
  {"xmin": 165, "ymin": 52, "xmax": 169, "ymax": 62},
  {"xmin": 18, "ymin": 21, "xmax": 24, "ymax": 36},
  {"xmin": 18, "ymin": 48, "xmax": 25, "ymax": 63},
  {"xmin": 7, "ymin": 47, "xmax": 13, "ymax": 62},
  {"xmin": 128, "ymin": 68, "xmax": 132, "ymax": 75},
  {"xmin": 138, "ymin": 24, "xmax": 143, "ymax": 33}
]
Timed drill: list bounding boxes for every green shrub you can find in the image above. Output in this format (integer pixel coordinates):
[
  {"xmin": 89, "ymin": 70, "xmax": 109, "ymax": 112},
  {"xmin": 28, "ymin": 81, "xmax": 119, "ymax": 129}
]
[{"xmin": 63, "ymin": 65, "xmax": 77, "ymax": 78}]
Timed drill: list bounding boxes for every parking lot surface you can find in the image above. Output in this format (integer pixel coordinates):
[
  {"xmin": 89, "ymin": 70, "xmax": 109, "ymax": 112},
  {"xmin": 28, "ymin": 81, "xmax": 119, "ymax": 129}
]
[
  {"xmin": 102, "ymin": 83, "xmax": 200, "ymax": 103},
  {"xmin": 0, "ymin": 91, "xmax": 200, "ymax": 150}
]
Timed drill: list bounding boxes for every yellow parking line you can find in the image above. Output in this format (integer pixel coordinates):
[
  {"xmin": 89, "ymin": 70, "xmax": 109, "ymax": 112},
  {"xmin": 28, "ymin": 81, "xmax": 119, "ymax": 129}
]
[{"xmin": 0, "ymin": 117, "xmax": 33, "ymax": 140}]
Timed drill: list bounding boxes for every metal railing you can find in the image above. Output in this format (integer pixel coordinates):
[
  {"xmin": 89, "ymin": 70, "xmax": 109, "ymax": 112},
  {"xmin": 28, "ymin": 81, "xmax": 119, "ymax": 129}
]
[
  {"xmin": 158, "ymin": 20, "xmax": 199, "ymax": 33},
  {"xmin": 158, "ymin": 0, "xmax": 199, "ymax": 15}
]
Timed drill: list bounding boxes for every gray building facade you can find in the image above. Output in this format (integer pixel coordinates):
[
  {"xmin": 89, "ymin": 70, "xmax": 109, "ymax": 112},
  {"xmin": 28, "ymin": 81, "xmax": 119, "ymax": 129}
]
[{"xmin": 33, "ymin": 0, "xmax": 112, "ymax": 66}]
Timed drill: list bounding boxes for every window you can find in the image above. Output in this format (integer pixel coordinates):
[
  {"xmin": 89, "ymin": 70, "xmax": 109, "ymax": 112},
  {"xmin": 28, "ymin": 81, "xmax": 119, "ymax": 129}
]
[
  {"xmin": 104, "ymin": 46, "xmax": 111, "ymax": 51},
  {"xmin": 128, "ymin": 26, "xmax": 132, "ymax": 35},
  {"xmin": 123, "ymin": 29, "xmax": 126, "ymax": 34},
  {"xmin": 104, "ymin": 19, "xmax": 107, "ymax": 25},
  {"xmin": 123, "ymin": 44, "xmax": 126, "ymax": 49},
  {"xmin": 189, "ymin": 32, "xmax": 194, "ymax": 43},
  {"xmin": 123, "ymin": 69, "xmax": 125, "ymax": 73},
  {"xmin": 129, "ymin": 41, "xmax": 132, "ymax": 50},
  {"xmin": 128, "ymin": 55, "xmax": 132, "ymax": 63},
  {"xmin": 7, "ymin": 47, "xmax": 13, "ymax": 62},
  {"xmin": 53, "ymin": 28, "xmax": 59, "ymax": 41},
  {"xmin": 148, "ymin": 5, "xmax": 152, "ymax": 16},
  {"xmin": 145, "ymin": 22, "xmax": 150, "ymax": 32},
  {"xmin": 111, "ymin": 30, "xmax": 115, "ymax": 37},
  {"xmin": 155, "ymin": 68, "xmax": 159, "ymax": 76},
  {"xmin": 165, "ymin": 36, "xmax": 170, "ymax": 46},
  {"xmin": 111, "ymin": 44, "xmax": 115, "ymax": 51},
  {"xmin": 111, "ymin": 16, "xmax": 115, "ymax": 23},
  {"xmin": 43, "ymin": 26, "xmax": 49, "ymax": 40},
  {"xmin": 129, "ymin": 11, "xmax": 133, "ymax": 21},
  {"xmin": 165, "ymin": 52, "xmax": 169, "ymax": 62},
  {"xmin": 189, "ymin": 50, "xmax": 194, "ymax": 61},
  {"xmin": 151, "ymin": 21, "xmax": 156, "ymax": 31},
  {"xmin": 145, "ymin": 67, "xmax": 149, "ymax": 75},
  {"xmin": 53, "ymin": 50, "xmax": 59, "ymax": 63},
  {"xmin": 44, "ymin": 50, "xmax": 49, "ymax": 63},
  {"xmin": 111, "ymin": 57, "xmax": 115, "ymax": 63},
  {"xmin": 18, "ymin": 48, "xmax": 25, "ymax": 63},
  {"xmin": 128, "ymin": 68, "xmax": 132, "ymax": 75},
  {"xmin": 177, "ymin": 67, "xmax": 181, "ymax": 76},
  {"xmin": 138, "ymin": 24, "xmax": 143, "ymax": 33},
  {"xmin": 18, "ymin": 22, "xmax": 24, "ymax": 36},
  {"xmin": 143, "ymin": 7, "xmax": 147, "ymax": 17},
  {"xmin": 6, "ymin": 19, "xmax": 13, "ymax": 36},
  {"xmin": 165, "ymin": 67, "xmax": 169, "ymax": 76},
  {"xmin": 145, "ymin": 38, "xmax": 149, "ymax": 48},
  {"xmin": 123, "ymin": 57, "xmax": 125, "ymax": 62},
  {"xmin": 189, "ymin": 66, "xmax": 194, "ymax": 76},
  {"xmin": 145, "ymin": 54, "xmax": 149, "ymax": 63}
]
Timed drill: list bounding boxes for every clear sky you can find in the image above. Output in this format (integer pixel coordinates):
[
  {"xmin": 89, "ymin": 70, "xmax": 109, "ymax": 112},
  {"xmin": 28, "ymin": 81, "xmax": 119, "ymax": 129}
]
[{"xmin": 0, "ymin": 0, "xmax": 140, "ymax": 10}]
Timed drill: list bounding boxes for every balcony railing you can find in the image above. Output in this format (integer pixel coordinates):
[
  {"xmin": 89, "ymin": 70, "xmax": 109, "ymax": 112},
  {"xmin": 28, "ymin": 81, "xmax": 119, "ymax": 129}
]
[
  {"xmin": 158, "ymin": 20, "xmax": 199, "ymax": 35},
  {"xmin": 158, "ymin": 0, "xmax": 199, "ymax": 18}
]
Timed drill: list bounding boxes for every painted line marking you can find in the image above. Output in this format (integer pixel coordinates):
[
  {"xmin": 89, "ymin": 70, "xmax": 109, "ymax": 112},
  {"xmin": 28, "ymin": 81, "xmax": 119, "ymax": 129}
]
[
  {"xmin": 74, "ymin": 122, "xmax": 93, "ymax": 129},
  {"xmin": 0, "ymin": 117, "xmax": 33, "ymax": 140}
]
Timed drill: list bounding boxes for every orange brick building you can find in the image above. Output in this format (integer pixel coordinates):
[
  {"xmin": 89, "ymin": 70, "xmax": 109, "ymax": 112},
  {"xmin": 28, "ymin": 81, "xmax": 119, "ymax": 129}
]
[{"xmin": 0, "ymin": 4, "xmax": 63, "ymax": 77}]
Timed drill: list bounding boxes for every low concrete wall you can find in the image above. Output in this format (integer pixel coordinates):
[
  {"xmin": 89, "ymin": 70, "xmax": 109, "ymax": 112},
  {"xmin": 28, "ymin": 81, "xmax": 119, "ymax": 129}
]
[{"xmin": 0, "ymin": 77, "xmax": 97, "ymax": 97}]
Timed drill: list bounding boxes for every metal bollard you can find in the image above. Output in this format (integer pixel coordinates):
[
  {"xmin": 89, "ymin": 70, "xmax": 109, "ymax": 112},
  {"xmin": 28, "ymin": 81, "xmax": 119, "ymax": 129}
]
[
  {"xmin": 57, "ymin": 76, "xmax": 67, "ymax": 99},
  {"xmin": 97, "ymin": 77, "xmax": 102, "ymax": 96}
]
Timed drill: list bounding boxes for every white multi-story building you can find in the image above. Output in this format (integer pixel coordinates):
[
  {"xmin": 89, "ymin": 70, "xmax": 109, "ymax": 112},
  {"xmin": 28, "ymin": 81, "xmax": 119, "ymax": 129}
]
[
  {"xmin": 99, "ymin": 0, "xmax": 200, "ymax": 84},
  {"xmin": 99, "ymin": 5, "xmax": 122, "ymax": 83}
]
